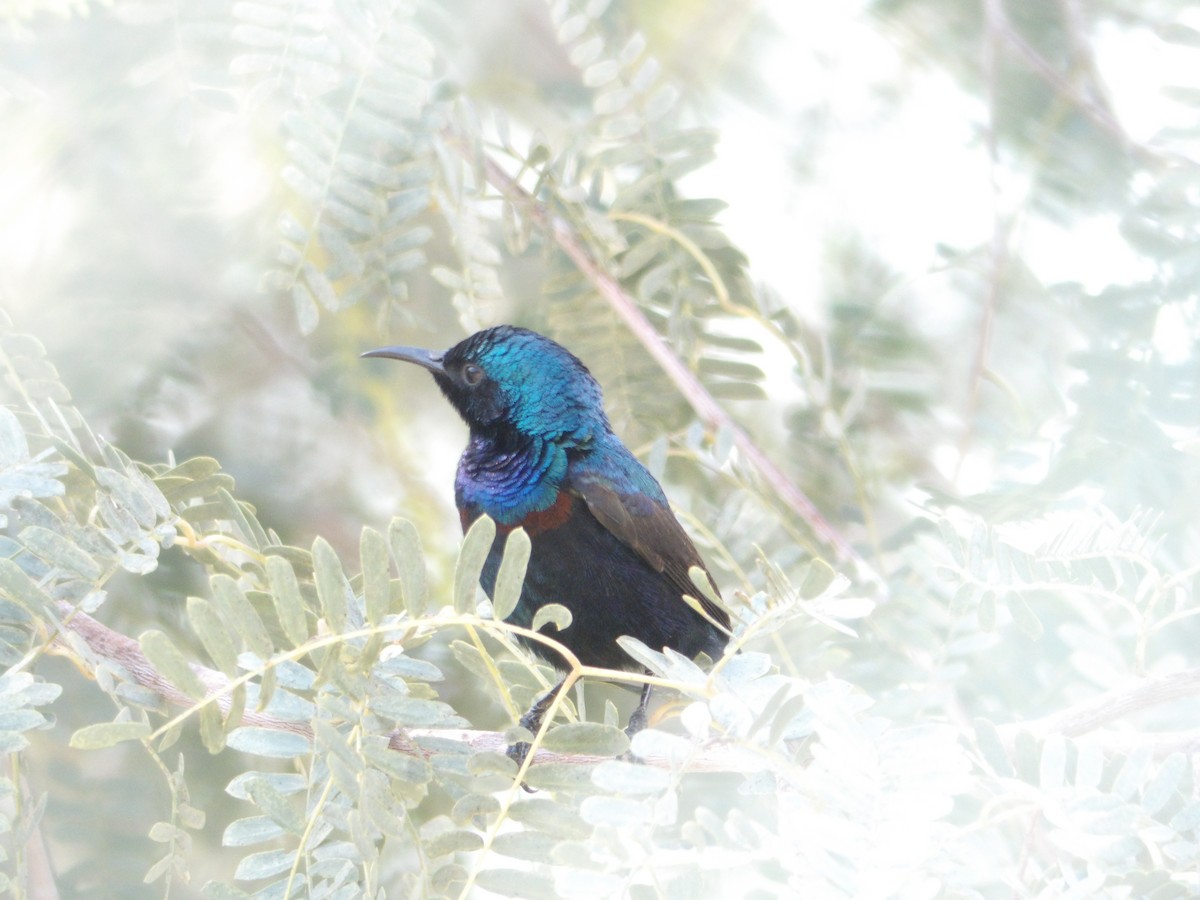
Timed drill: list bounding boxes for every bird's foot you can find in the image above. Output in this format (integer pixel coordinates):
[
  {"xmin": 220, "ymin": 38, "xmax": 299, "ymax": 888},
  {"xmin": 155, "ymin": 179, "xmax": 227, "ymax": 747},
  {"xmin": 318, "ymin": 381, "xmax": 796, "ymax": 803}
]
[
  {"xmin": 505, "ymin": 679, "xmax": 566, "ymax": 792},
  {"xmin": 506, "ymin": 738, "xmax": 531, "ymax": 768},
  {"xmin": 505, "ymin": 739, "xmax": 537, "ymax": 792},
  {"xmin": 619, "ymin": 682, "xmax": 653, "ymax": 762}
]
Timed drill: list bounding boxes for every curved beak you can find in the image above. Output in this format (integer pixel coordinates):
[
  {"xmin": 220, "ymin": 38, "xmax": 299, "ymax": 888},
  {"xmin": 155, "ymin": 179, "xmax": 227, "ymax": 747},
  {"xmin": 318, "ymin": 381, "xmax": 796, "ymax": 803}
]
[{"xmin": 360, "ymin": 345, "xmax": 446, "ymax": 375}]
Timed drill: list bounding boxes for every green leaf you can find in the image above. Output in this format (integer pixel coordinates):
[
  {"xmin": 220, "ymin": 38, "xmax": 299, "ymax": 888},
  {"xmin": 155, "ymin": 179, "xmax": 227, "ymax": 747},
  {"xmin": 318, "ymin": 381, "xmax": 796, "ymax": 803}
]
[
  {"xmin": 69, "ymin": 720, "xmax": 151, "ymax": 749},
  {"xmin": 159, "ymin": 473, "xmax": 236, "ymax": 505},
  {"xmin": 217, "ymin": 488, "xmax": 268, "ymax": 550},
  {"xmin": 614, "ymin": 637, "xmax": 667, "ymax": 675},
  {"xmin": 531, "ymin": 603, "xmax": 572, "ymax": 633},
  {"xmin": 143, "ymin": 853, "xmax": 174, "ymax": 885},
  {"xmin": 0, "ymin": 558, "xmax": 52, "ymax": 615},
  {"xmin": 0, "ymin": 709, "xmax": 46, "ymax": 733},
  {"xmin": 199, "ymin": 707, "xmax": 225, "ymax": 751},
  {"xmin": 210, "ymin": 575, "xmax": 272, "ymax": 661},
  {"xmin": 491, "ymin": 527, "xmax": 530, "ymax": 622},
  {"xmin": 431, "ymin": 864, "xmax": 468, "ymax": 895},
  {"xmin": 507, "ymin": 797, "xmax": 592, "ymax": 837},
  {"xmin": 162, "ymin": 456, "xmax": 222, "ymax": 481},
  {"xmin": 426, "ymin": 829, "xmax": 484, "ymax": 857},
  {"xmin": 187, "ymin": 596, "xmax": 238, "ymax": 676},
  {"xmin": 542, "ymin": 722, "xmax": 627, "ymax": 756},
  {"xmin": 360, "ymin": 526, "xmax": 391, "ymax": 626},
  {"xmin": 0, "ymin": 407, "xmax": 29, "ymax": 465},
  {"xmin": 265, "ymin": 555, "xmax": 309, "ymax": 647},
  {"xmin": 388, "ymin": 517, "xmax": 427, "ymax": 615},
  {"xmin": 766, "ymin": 692, "xmax": 809, "ymax": 745},
  {"xmin": 232, "ymin": 849, "xmax": 294, "ymax": 881},
  {"xmin": 141, "ymin": 630, "xmax": 207, "ymax": 700},
  {"xmin": 491, "ymin": 830, "xmax": 557, "ymax": 863},
  {"xmin": 451, "ymin": 792, "xmax": 500, "ymax": 825},
  {"xmin": 148, "ymin": 821, "xmax": 183, "ymax": 843},
  {"xmin": 313, "ymin": 536, "xmax": 350, "ymax": 634},
  {"xmin": 716, "ymin": 652, "xmax": 771, "ymax": 686},
  {"xmin": 245, "ymin": 779, "xmax": 305, "ymax": 835},
  {"xmin": 226, "ymin": 726, "xmax": 311, "ymax": 759},
  {"xmin": 222, "ymin": 815, "xmax": 285, "ymax": 848},
  {"xmin": 454, "ymin": 515, "xmax": 495, "ymax": 613},
  {"xmin": 19, "ymin": 525, "xmax": 101, "ymax": 580}
]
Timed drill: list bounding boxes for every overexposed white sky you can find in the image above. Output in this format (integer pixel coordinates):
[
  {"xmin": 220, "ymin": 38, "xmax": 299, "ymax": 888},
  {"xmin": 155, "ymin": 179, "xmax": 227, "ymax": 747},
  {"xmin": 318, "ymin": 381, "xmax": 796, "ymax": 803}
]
[{"xmin": 693, "ymin": 2, "xmax": 1199, "ymax": 307}]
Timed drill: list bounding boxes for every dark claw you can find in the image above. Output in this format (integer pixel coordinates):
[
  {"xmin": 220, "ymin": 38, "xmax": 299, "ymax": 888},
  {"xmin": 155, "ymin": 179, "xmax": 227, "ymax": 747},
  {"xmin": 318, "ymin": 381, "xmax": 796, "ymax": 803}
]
[{"xmin": 505, "ymin": 678, "xmax": 567, "ymax": 790}]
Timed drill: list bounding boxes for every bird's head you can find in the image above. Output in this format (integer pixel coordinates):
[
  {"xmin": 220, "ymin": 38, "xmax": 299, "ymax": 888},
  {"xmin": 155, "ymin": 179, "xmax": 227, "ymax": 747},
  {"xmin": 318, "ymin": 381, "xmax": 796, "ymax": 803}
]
[{"xmin": 363, "ymin": 325, "xmax": 609, "ymax": 446}]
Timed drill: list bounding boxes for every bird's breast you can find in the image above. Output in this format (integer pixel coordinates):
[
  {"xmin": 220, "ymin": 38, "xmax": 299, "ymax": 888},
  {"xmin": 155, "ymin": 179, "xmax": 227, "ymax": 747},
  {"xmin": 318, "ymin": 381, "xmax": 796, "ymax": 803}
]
[{"xmin": 459, "ymin": 489, "xmax": 576, "ymax": 537}]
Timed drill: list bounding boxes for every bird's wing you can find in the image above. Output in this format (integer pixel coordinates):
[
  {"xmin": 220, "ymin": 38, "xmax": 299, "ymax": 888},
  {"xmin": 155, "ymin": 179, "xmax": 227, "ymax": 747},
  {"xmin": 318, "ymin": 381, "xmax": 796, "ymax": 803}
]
[{"xmin": 572, "ymin": 477, "xmax": 730, "ymax": 630}]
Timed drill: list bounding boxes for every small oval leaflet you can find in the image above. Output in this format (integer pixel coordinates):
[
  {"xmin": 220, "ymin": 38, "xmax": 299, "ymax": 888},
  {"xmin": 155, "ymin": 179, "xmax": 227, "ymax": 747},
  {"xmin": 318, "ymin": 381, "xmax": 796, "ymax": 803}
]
[
  {"xmin": 69, "ymin": 720, "xmax": 151, "ymax": 750},
  {"xmin": 542, "ymin": 721, "xmax": 627, "ymax": 756},
  {"xmin": 140, "ymin": 630, "xmax": 207, "ymax": 700},
  {"xmin": 426, "ymin": 829, "xmax": 483, "ymax": 858},
  {"xmin": 226, "ymin": 726, "xmax": 311, "ymax": 759},
  {"xmin": 19, "ymin": 525, "xmax": 102, "ymax": 580},
  {"xmin": 388, "ymin": 518, "xmax": 427, "ymax": 619},
  {"xmin": 531, "ymin": 603, "xmax": 572, "ymax": 634},
  {"xmin": 491, "ymin": 526, "xmax": 530, "ymax": 622},
  {"xmin": 223, "ymin": 815, "xmax": 285, "ymax": 848},
  {"xmin": 265, "ymin": 554, "xmax": 308, "ymax": 648},
  {"xmin": 454, "ymin": 515, "xmax": 496, "ymax": 614},
  {"xmin": 312, "ymin": 536, "xmax": 350, "ymax": 634},
  {"xmin": 233, "ymin": 848, "xmax": 295, "ymax": 882},
  {"xmin": 360, "ymin": 525, "xmax": 391, "ymax": 626}
]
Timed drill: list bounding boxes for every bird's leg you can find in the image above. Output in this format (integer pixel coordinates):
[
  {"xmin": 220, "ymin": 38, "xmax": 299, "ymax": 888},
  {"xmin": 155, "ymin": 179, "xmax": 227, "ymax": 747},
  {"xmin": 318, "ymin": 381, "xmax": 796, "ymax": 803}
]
[
  {"xmin": 506, "ymin": 678, "xmax": 566, "ymax": 771},
  {"xmin": 625, "ymin": 682, "xmax": 653, "ymax": 740},
  {"xmin": 620, "ymin": 681, "xmax": 654, "ymax": 762}
]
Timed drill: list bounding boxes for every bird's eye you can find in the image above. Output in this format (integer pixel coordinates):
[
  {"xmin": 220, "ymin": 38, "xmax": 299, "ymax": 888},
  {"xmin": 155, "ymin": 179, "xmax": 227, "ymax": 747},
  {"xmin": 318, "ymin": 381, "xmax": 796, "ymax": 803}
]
[{"xmin": 462, "ymin": 364, "xmax": 484, "ymax": 386}]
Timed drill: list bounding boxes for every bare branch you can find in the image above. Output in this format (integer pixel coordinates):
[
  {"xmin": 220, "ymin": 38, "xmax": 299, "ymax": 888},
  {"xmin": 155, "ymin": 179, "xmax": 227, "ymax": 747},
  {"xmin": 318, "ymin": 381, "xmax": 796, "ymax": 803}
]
[{"xmin": 1010, "ymin": 666, "xmax": 1200, "ymax": 739}]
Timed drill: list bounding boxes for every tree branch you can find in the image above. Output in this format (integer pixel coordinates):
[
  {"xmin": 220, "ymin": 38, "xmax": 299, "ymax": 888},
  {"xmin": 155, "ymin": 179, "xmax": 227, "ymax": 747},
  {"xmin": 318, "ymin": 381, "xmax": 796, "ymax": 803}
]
[
  {"xmin": 53, "ymin": 605, "xmax": 1200, "ymax": 772},
  {"xmin": 1003, "ymin": 666, "xmax": 1200, "ymax": 742},
  {"xmin": 52, "ymin": 605, "xmax": 755, "ymax": 774}
]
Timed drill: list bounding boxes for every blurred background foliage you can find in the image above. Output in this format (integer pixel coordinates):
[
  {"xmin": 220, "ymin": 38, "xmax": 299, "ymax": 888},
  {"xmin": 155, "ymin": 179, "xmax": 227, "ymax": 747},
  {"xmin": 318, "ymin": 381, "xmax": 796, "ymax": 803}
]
[{"xmin": 2, "ymin": 0, "xmax": 1200, "ymax": 896}]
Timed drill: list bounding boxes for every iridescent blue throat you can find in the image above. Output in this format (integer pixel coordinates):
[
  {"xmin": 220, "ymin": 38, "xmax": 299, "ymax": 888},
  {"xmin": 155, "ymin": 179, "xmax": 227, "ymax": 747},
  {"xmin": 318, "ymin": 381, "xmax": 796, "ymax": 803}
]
[{"xmin": 454, "ymin": 433, "xmax": 568, "ymax": 525}]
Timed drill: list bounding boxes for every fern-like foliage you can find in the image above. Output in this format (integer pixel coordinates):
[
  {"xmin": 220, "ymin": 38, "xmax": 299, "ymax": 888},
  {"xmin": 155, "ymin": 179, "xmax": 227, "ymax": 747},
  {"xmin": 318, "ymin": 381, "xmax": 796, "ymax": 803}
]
[
  {"xmin": 471, "ymin": 0, "xmax": 773, "ymax": 439},
  {"xmin": 237, "ymin": 0, "xmax": 439, "ymax": 333}
]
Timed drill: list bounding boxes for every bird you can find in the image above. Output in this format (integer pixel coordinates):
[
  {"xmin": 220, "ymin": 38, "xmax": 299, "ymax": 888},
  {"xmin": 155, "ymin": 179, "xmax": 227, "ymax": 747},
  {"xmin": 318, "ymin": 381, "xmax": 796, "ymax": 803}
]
[{"xmin": 363, "ymin": 325, "xmax": 729, "ymax": 768}]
